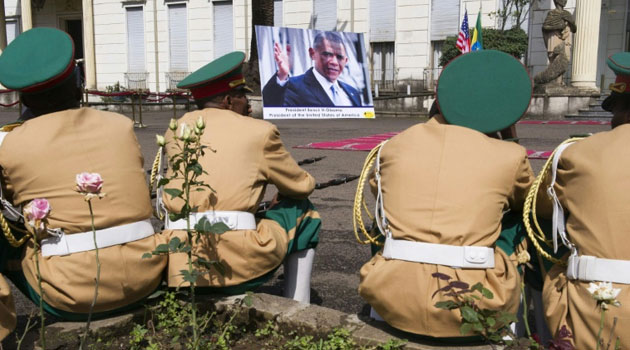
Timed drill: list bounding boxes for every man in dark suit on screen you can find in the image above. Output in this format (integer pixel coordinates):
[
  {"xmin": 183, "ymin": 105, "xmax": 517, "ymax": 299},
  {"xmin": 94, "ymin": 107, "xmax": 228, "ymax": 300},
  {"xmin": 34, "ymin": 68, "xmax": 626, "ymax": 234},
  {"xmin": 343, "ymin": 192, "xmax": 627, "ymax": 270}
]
[{"xmin": 262, "ymin": 31, "xmax": 362, "ymax": 107}]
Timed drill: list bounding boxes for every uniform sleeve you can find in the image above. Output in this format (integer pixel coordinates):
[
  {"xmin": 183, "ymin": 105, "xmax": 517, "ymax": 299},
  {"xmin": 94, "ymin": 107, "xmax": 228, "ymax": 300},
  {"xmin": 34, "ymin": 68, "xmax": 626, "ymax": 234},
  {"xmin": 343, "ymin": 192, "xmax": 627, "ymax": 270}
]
[
  {"xmin": 0, "ymin": 273, "xmax": 16, "ymax": 341},
  {"xmin": 533, "ymin": 160, "xmax": 556, "ymax": 219},
  {"xmin": 263, "ymin": 126, "xmax": 315, "ymax": 199},
  {"xmin": 508, "ymin": 149, "xmax": 535, "ymax": 212}
]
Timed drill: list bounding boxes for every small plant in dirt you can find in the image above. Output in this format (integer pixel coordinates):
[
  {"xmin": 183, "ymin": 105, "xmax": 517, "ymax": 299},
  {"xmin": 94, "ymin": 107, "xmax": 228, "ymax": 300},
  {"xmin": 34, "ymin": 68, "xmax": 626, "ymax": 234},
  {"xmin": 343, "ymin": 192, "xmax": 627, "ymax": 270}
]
[
  {"xmin": 432, "ymin": 272, "xmax": 574, "ymax": 349},
  {"xmin": 121, "ymin": 291, "xmax": 406, "ymax": 350},
  {"xmin": 147, "ymin": 117, "xmax": 233, "ymax": 349}
]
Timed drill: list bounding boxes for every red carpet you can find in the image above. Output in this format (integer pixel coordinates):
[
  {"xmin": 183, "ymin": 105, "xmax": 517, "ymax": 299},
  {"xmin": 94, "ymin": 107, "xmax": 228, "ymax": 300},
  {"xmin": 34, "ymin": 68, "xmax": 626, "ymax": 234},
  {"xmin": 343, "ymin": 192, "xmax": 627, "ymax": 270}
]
[
  {"xmin": 295, "ymin": 132, "xmax": 552, "ymax": 159},
  {"xmin": 519, "ymin": 120, "xmax": 609, "ymax": 125},
  {"xmin": 294, "ymin": 119, "xmax": 610, "ymax": 159}
]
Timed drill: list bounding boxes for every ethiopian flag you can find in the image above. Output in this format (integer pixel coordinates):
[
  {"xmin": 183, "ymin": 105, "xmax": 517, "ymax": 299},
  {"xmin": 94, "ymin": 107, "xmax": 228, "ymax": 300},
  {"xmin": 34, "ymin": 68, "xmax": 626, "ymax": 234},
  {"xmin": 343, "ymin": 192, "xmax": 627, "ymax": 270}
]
[{"xmin": 471, "ymin": 11, "xmax": 483, "ymax": 51}]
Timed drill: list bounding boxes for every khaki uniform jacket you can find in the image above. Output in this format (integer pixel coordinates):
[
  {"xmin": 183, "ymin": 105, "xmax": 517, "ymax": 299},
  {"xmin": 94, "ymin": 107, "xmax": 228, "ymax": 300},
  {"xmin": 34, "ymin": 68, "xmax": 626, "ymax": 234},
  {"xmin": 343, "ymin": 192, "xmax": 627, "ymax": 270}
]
[
  {"xmin": 162, "ymin": 108, "xmax": 315, "ymax": 287},
  {"xmin": 0, "ymin": 273, "xmax": 15, "ymax": 341},
  {"xmin": 538, "ymin": 124, "xmax": 630, "ymax": 349},
  {"xmin": 0, "ymin": 108, "xmax": 166, "ymax": 313},
  {"xmin": 359, "ymin": 118, "xmax": 534, "ymax": 337}
]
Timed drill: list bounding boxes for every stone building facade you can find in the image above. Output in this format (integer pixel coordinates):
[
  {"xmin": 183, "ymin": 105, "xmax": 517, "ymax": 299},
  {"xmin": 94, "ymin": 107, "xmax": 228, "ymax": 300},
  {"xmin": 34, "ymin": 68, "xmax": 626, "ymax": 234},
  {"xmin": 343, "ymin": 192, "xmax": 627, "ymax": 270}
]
[{"xmin": 0, "ymin": 0, "xmax": 621, "ymax": 95}]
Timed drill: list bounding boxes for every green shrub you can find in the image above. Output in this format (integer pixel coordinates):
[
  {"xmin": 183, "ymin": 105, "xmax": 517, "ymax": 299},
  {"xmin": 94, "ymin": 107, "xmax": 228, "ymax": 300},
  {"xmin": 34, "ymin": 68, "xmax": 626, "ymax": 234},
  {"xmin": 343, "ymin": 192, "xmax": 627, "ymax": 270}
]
[{"xmin": 439, "ymin": 27, "xmax": 528, "ymax": 67}]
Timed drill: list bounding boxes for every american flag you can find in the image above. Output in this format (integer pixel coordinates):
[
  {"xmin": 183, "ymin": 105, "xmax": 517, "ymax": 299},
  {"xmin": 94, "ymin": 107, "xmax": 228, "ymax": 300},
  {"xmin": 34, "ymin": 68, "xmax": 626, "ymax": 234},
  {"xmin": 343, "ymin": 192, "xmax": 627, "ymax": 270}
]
[{"xmin": 456, "ymin": 10, "xmax": 470, "ymax": 54}]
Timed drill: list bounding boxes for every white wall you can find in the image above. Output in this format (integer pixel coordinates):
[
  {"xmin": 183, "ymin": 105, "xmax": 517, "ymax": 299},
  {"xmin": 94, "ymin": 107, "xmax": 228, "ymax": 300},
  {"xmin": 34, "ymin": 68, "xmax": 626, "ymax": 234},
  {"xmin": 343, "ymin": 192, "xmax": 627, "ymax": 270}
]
[
  {"xmin": 395, "ymin": 0, "xmax": 429, "ymax": 81},
  {"xmin": 233, "ymin": 0, "xmax": 252, "ymax": 55},
  {"xmin": 337, "ymin": 0, "xmax": 368, "ymax": 34},
  {"xmin": 283, "ymin": 0, "xmax": 312, "ymax": 28},
  {"xmin": 188, "ymin": 0, "xmax": 212, "ymax": 73},
  {"xmin": 93, "ymin": 0, "xmax": 126, "ymax": 90}
]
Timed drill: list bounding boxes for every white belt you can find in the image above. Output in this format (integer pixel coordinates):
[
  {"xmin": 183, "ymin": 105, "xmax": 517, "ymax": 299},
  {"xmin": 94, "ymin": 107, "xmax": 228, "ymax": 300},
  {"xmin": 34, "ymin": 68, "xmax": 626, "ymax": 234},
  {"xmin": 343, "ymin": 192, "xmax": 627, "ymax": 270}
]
[
  {"xmin": 165, "ymin": 210, "xmax": 256, "ymax": 231},
  {"xmin": 41, "ymin": 219, "xmax": 155, "ymax": 257},
  {"xmin": 382, "ymin": 237, "xmax": 495, "ymax": 269},
  {"xmin": 567, "ymin": 255, "xmax": 630, "ymax": 284}
]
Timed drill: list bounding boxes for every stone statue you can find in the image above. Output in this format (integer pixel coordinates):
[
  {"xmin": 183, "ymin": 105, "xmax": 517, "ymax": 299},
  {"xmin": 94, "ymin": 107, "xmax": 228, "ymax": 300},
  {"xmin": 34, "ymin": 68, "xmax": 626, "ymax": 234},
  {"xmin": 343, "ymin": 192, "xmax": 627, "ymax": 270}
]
[{"xmin": 534, "ymin": 0, "xmax": 577, "ymax": 86}]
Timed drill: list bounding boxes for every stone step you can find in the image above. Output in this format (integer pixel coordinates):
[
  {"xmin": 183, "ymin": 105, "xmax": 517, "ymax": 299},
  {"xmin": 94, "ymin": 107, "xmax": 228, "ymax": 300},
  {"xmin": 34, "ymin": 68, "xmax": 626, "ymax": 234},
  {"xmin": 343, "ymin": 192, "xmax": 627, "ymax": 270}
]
[
  {"xmin": 573, "ymin": 110, "xmax": 613, "ymax": 118},
  {"xmin": 587, "ymin": 104, "xmax": 607, "ymax": 111},
  {"xmin": 577, "ymin": 109, "xmax": 612, "ymax": 117},
  {"xmin": 565, "ymin": 113, "xmax": 612, "ymax": 120}
]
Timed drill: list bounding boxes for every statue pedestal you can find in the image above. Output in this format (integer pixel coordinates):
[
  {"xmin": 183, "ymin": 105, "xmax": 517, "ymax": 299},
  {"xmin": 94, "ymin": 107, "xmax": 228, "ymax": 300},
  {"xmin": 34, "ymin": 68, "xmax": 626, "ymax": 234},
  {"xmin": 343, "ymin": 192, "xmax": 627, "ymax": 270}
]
[
  {"xmin": 533, "ymin": 83, "xmax": 590, "ymax": 95},
  {"xmin": 527, "ymin": 85, "xmax": 600, "ymax": 120}
]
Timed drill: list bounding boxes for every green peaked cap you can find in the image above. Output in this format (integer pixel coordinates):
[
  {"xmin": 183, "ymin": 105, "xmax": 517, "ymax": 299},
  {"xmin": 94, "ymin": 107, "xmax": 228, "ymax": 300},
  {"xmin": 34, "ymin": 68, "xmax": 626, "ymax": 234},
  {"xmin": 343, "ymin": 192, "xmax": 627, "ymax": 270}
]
[
  {"xmin": 436, "ymin": 50, "xmax": 532, "ymax": 134},
  {"xmin": 602, "ymin": 52, "xmax": 630, "ymax": 111},
  {"xmin": 0, "ymin": 27, "xmax": 74, "ymax": 91},
  {"xmin": 607, "ymin": 52, "xmax": 630, "ymax": 76},
  {"xmin": 178, "ymin": 51, "xmax": 245, "ymax": 88}
]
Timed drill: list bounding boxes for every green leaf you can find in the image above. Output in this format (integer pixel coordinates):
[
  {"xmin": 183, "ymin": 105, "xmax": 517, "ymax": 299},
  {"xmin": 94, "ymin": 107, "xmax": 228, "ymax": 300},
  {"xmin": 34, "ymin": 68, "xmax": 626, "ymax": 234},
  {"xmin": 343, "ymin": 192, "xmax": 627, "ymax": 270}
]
[
  {"xmin": 471, "ymin": 282, "xmax": 483, "ymax": 293},
  {"xmin": 434, "ymin": 301, "xmax": 458, "ymax": 310},
  {"xmin": 194, "ymin": 217, "xmax": 231, "ymax": 234},
  {"xmin": 488, "ymin": 334, "xmax": 503, "ymax": 343},
  {"xmin": 157, "ymin": 178, "xmax": 170, "ymax": 187},
  {"xmin": 179, "ymin": 203, "xmax": 190, "ymax": 216},
  {"xmin": 164, "ymin": 188, "xmax": 183, "ymax": 200},
  {"xmin": 497, "ymin": 311, "xmax": 518, "ymax": 326},
  {"xmin": 187, "ymin": 163, "xmax": 203, "ymax": 176},
  {"xmin": 460, "ymin": 306, "xmax": 479, "ymax": 323},
  {"xmin": 180, "ymin": 269, "xmax": 197, "ymax": 284},
  {"xmin": 460, "ymin": 323, "xmax": 473, "ymax": 335},
  {"xmin": 208, "ymin": 222, "xmax": 230, "ymax": 234},
  {"xmin": 481, "ymin": 288, "xmax": 494, "ymax": 300},
  {"xmin": 168, "ymin": 212, "xmax": 185, "ymax": 222},
  {"xmin": 472, "ymin": 322, "xmax": 483, "ymax": 332},
  {"xmin": 168, "ymin": 237, "xmax": 181, "ymax": 252},
  {"xmin": 142, "ymin": 253, "xmax": 153, "ymax": 259},
  {"xmin": 244, "ymin": 291, "xmax": 253, "ymax": 307},
  {"xmin": 486, "ymin": 316, "xmax": 496, "ymax": 328},
  {"xmin": 194, "ymin": 257, "xmax": 213, "ymax": 269},
  {"xmin": 213, "ymin": 261, "xmax": 226, "ymax": 275},
  {"xmin": 154, "ymin": 243, "xmax": 169, "ymax": 253}
]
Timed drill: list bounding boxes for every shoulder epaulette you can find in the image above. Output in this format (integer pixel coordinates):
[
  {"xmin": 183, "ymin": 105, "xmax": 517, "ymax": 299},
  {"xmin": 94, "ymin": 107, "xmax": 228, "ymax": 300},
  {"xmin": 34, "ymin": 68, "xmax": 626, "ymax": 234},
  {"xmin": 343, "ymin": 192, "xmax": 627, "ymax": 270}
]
[{"xmin": 0, "ymin": 122, "xmax": 23, "ymax": 132}]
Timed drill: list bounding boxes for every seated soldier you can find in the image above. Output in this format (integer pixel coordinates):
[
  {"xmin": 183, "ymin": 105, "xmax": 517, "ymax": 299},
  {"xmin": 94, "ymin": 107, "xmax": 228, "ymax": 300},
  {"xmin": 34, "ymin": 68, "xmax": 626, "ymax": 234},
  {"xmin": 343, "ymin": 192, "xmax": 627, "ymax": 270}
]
[
  {"xmin": 158, "ymin": 52, "xmax": 320, "ymax": 303},
  {"xmin": 357, "ymin": 50, "xmax": 534, "ymax": 338},
  {"xmin": 0, "ymin": 28, "xmax": 166, "ymax": 322},
  {"xmin": 531, "ymin": 52, "xmax": 630, "ymax": 349},
  {"xmin": 0, "ymin": 273, "xmax": 16, "ymax": 343}
]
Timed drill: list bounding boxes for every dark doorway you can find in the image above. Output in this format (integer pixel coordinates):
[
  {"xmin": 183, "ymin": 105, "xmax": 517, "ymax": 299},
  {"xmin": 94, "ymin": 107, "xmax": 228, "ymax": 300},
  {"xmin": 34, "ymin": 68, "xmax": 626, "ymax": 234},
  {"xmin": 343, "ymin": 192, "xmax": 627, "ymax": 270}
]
[{"xmin": 65, "ymin": 19, "xmax": 84, "ymax": 60}]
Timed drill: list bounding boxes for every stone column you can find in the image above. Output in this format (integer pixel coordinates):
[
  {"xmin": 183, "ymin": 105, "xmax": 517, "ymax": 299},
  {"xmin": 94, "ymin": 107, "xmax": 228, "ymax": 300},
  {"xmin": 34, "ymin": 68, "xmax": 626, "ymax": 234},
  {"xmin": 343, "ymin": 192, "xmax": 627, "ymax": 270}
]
[
  {"xmin": 570, "ymin": 0, "xmax": 602, "ymax": 90},
  {"xmin": 0, "ymin": 0, "xmax": 8, "ymax": 52},
  {"xmin": 20, "ymin": 0, "xmax": 32, "ymax": 31},
  {"xmin": 82, "ymin": 0, "xmax": 96, "ymax": 89}
]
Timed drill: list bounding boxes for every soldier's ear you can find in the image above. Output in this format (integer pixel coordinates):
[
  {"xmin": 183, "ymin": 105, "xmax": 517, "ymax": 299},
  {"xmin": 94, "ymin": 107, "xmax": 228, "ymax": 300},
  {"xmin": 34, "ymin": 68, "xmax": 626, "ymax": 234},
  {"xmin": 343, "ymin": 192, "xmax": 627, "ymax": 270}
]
[{"xmin": 221, "ymin": 95, "xmax": 232, "ymax": 108}]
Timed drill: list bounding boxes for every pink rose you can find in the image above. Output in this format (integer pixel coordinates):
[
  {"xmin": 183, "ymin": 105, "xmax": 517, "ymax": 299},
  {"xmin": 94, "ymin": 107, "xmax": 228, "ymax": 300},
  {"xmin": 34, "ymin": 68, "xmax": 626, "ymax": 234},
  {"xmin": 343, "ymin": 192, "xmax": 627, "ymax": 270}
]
[
  {"xmin": 24, "ymin": 198, "xmax": 51, "ymax": 220},
  {"xmin": 23, "ymin": 198, "xmax": 51, "ymax": 231},
  {"xmin": 76, "ymin": 172, "xmax": 103, "ymax": 194}
]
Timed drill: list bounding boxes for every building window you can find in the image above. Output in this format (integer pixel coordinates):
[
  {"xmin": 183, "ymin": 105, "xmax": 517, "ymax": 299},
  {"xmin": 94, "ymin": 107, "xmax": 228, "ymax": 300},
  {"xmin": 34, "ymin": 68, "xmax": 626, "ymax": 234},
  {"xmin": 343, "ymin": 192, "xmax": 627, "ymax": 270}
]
[
  {"xmin": 126, "ymin": 7, "xmax": 145, "ymax": 73},
  {"xmin": 430, "ymin": 0, "xmax": 460, "ymax": 41},
  {"xmin": 313, "ymin": 0, "xmax": 336, "ymax": 30},
  {"xmin": 274, "ymin": 0, "xmax": 282, "ymax": 27},
  {"xmin": 213, "ymin": 0, "xmax": 233, "ymax": 58},
  {"xmin": 369, "ymin": 0, "xmax": 394, "ymax": 42},
  {"xmin": 6, "ymin": 19, "xmax": 20, "ymax": 45},
  {"xmin": 429, "ymin": 40, "xmax": 444, "ymax": 89},
  {"xmin": 168, "ymin": 3, "xmax": 188, "ymax": 72},
  {"xmin": 371, "ymin": 42, "xmax": 395, "ymax": 90}
]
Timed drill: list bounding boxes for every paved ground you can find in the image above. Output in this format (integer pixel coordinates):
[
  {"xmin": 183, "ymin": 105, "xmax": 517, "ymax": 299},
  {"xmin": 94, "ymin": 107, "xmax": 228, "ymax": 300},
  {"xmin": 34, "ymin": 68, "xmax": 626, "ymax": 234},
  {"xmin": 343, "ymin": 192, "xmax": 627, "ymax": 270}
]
[{"xmin": 0, "ymin": 106, "xmax": 611, "ymax": 348}]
